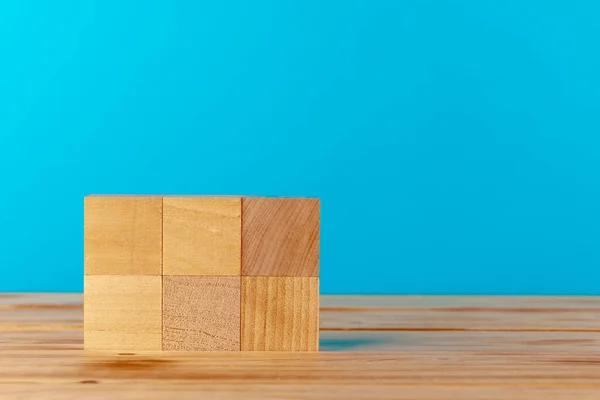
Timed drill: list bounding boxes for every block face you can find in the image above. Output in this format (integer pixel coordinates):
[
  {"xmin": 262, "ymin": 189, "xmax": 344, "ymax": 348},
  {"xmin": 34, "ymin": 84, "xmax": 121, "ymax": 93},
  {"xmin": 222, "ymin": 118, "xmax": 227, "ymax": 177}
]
[
  {"xmin": 241, "ymin": 277, "xmax": 319, "ymax": 351},
  {"xmin": 163, "ymin": 276, "xmax": 241, "ymax": 351},
  {"xmin": 84, "ymin": 196, "xmax": 162, "ymax": 275},
  {"xmin": 242, "ymin": 197, "xmax": 319, "ymax": 277},
  {"xmin": 163, "ymin": 197, "xmax": 241, "ymax": 276},
  {"xmin": 84, "ymin": 275, "xmax": 162, "ymax": 351}
]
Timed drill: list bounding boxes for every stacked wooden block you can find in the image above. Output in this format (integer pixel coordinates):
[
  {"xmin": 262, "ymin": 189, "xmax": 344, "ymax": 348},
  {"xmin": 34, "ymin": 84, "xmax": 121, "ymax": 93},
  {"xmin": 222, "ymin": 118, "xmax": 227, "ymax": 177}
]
[{"xmin": 84, "ymin": 196, "xmax": 320, "ymax": 352}]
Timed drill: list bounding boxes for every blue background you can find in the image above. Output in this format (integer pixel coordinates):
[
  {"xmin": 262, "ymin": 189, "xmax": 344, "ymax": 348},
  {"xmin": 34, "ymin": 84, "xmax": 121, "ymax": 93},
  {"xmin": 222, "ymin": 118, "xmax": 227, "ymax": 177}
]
[{"xmin": 1, "ymin": 1, "xmax": 599, "ymax": 294}]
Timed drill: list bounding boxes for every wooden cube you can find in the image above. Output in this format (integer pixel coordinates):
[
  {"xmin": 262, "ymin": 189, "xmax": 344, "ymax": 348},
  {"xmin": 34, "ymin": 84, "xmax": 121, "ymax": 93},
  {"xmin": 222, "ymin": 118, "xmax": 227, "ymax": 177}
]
[
  {"xmin": 163, "ymin": 197, "xmax": 241, "ymax": 276},
  {"xmin": 84, "ymin": 196, "xmax": 162, "ymax": 276},
  {"xmin": 84, "ymin": 275, "xmax": 162, "ymax": 351},
  {"xmin": 163, "ymin": 276, "xmax": 241, "ymax": 351},
  {"xmin": 241, "ymin": 277, "xmax": 319, "ymax": 351},
  {"xmin": 84, "ymin": 195, "xmax": 319, "ymax": 352},
  {"xmin": 242, "ymin": 197, "xmax": 320, "ymax": 277}
]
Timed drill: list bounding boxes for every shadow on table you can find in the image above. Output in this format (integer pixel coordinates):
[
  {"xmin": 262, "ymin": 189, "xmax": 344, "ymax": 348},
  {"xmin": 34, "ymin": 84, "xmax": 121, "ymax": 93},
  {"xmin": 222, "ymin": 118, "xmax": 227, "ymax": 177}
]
[{"xmin": 320, "ymin": 338, "xmax": 388, "ymax": 351}]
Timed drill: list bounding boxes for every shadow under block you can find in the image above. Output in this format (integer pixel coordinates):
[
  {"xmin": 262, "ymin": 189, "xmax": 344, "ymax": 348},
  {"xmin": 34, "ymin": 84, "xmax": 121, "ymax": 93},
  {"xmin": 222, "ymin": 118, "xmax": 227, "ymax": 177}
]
[
  {"xmin": 242, "ymin": 197, "xmax": 320, "ymax": 277},
  {"xmin": 241, "ymin": 277, "xmax": 319, "ymax": 351},
  {"xmin": 163, "ymin": 197, "xmax": 241, "ymax": 276},
  {"xmin": 84, "ymin": 196, "xmax": 163, "ymax": 275},
  {"xmin": 163, "ymin": 276, "xmax": 241, "ymax": 351},
  {"xmin": 84, "ymin": 275, "xmax": 162, "ymax": 351}
]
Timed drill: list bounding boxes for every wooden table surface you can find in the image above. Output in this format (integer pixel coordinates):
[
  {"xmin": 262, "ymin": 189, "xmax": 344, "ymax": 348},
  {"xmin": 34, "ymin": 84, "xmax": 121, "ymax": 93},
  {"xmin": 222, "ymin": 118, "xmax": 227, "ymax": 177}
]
[{"xmin": 2, "ymin": 294, "xmax": 600, "ymax": 399}]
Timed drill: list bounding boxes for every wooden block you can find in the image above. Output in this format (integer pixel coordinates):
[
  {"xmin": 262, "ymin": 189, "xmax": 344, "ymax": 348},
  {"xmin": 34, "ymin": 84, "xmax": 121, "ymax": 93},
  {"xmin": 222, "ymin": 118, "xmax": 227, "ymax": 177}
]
[
  {"xmin": 163, "ymin": 276, "xmax": 241, "ymax": 351},
  {"xmin": 84, "ymin": 275, "xmax": 162, "ymax": 351},
  {"xmin": 241, "ymin": 277, "xmax": 319, "ymax": 351},
  {"xmin": 84, "ymin": 196, "xmax": 162, "ymax": 275},
  {"xmin": 242, "ymin": 197, "xmax": 319, "ymax": 277},
  {"xmin": 163, "ymin": 197, "xmax": 241, "ymax": 276}
]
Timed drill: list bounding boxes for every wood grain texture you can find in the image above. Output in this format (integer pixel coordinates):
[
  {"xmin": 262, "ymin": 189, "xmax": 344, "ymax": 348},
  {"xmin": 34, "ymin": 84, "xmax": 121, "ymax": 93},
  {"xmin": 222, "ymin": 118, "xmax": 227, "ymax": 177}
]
[
  {"xmin": 321, "ymin": 295, "xmax": 600, "ymax": 308},
  {"xmin": 3, "ymin": 383, "xmax": 600, "ymax": 400},
  {"xmin": 163, "ymin": 276, "xmax": 240, "ymax": 351},
  {"xmin": 84, "ymin": 276, "xmax": 162, "ymax": 351},
  {"xmin": 163, "ymin": 197, "xmax": 241, "ymax": 276},
  {"xmin": 8, "ymin": 293, "xmax": 600, "ymax": 308},
  {"xmin": 241, "ymin": 277, "xmax": 319, "ymax": 351},
  {"xmin": 7, "ymin": 294, "xmax": 600, "ymax": 331},
  {"xmin": 84, "ymin": 196, "xmax": 163, "ymax": 275},
  {"xmin": 242, "ymin": 197, "xmax": 319, "ymax": 277},
  {"xmin": 5, "ymin": 294, "xmax": 600, "ymax": 399}
]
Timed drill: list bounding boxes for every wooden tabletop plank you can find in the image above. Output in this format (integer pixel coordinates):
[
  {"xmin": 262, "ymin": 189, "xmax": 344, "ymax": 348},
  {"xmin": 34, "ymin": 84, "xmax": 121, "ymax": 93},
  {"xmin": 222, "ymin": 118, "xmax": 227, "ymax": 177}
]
[
  {"xmin": 3, "ymin": 383, "xmax": 600, "ymax": 400},
  {"xmin": 4, "ymin": 329, "xmax": 600, "ymax": 354},
  {"xmin": 322, "ymin": 295, "xmax": 600, "ymax": 309},
  {"xmin": 3, "ymin": 294, "xmax": 600, "ymax": 331},
  {"xmin": 4, "ymin": 293, "xmax": 600, "ymax": 308},
  {"xmin": 1, "ymin": 293, "xmax": 600, "ymax": 399}
]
